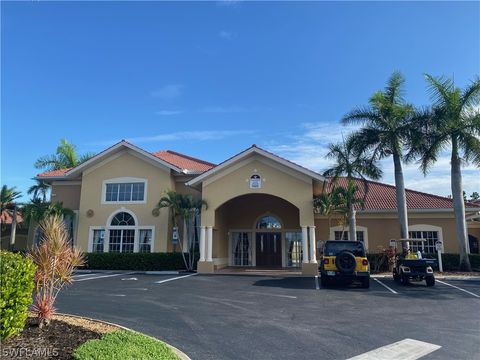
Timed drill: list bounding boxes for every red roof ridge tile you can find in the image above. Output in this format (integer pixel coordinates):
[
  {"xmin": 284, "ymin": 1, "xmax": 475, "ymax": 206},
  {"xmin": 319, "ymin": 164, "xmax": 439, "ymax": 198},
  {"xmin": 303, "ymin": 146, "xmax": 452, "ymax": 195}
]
[{"xmin": 153, "ymin": 149, "xmax": 216, "ymax": 167}]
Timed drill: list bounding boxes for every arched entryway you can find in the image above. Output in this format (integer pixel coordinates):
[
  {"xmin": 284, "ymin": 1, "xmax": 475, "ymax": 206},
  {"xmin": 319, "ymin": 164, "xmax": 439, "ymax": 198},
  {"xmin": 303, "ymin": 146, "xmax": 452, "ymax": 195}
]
[{"xmin": 212, "ymin": 193, "xmax": 303, "ymax": 268}]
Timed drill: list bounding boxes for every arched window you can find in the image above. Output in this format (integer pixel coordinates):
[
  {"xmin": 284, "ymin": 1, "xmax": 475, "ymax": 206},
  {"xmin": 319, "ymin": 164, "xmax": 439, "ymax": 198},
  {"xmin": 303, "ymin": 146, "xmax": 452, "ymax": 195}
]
[
  {"xmin": 256, "ymin": 215, "xmax": 282, "ymax": 229},
  {"xmin": 110, "ymin": 212, "xmax": 135, "ymax": 226}
]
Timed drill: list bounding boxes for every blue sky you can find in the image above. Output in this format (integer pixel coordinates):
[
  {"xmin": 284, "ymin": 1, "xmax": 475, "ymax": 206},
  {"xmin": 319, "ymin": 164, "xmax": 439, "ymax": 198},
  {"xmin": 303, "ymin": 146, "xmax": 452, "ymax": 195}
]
[{"xmin": 2, "ymin": 1, "xmax": 479, "ymax": 202}]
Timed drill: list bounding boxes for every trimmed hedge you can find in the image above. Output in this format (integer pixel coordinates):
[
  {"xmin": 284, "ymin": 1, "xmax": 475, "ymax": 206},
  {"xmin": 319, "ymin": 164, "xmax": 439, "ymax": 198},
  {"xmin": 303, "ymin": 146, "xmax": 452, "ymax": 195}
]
[
  {"xmin": 83, "ymin": 252, "xmax": 187, "ymax": 271},
  {"xmin": 0, "ymin": 251, "xmax": 36, "ymax": 340},
  {"xmin": 423, "ymin": 253, "xmax": 480, "ymax": 271}
]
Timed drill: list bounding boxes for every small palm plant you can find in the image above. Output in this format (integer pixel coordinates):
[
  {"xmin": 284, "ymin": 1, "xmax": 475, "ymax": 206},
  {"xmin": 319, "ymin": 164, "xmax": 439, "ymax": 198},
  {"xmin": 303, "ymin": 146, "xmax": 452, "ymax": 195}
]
[{"xmin": 28, "ymin": 215, "xmax": 84, "ymax": 327}]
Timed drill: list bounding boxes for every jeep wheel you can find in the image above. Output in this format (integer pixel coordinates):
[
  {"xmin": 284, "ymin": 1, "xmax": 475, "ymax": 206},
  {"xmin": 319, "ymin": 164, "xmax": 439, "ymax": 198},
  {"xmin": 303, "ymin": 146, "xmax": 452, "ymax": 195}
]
[
  {"xmin": 426, "ymin": 276, "xmax": 435, "ymax": 287},
  {"xmin": 320, "ymin": 275, "xmax": 329, "ymax": 288},
  {"xmin": 335, "ymin": 251, "xmax": 357, "ymax": 274},
  {"xmin": 400, "ymin": 273, "xmax": 409, "ymax": 285},
  {"xmin": 360, "ymin": 277, "xmax": 370, "ymax": 289}
]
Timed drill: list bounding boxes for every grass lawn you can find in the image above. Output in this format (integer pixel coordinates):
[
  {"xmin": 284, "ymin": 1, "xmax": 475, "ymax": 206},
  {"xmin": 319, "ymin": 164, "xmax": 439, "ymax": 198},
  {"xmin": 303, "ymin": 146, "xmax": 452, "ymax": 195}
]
[{"xmin": 73, "ymin": 330, "xmax": 179, "ymax": 360}]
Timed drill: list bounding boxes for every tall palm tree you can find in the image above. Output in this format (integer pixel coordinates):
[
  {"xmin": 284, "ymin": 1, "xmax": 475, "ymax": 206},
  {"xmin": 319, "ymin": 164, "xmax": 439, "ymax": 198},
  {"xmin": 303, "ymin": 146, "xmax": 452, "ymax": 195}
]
[
  {"xmin": 34, "ymin": 139, "xmax": 95, "ymax": 171},
  {"xmin": 411, "ymin": 74, "xmax": 480, "ymax": 270},
  {"xmin": 1, "ymin": 185, "xmax": 22, "ymax": 248},
  {"xmin": 28, "ymin": 179, "xmax": 50, "ymax": 202},
  {"xmin": 335, "ymin": 179, "xmax": 366, "ymax": 240},
  {"xmin": 0, "ymin": 185, "xmax": 21, "ymax": 212},
  {"xmin": 323, "ymin": 136, "xmax": 382, "ymax": 241},
  {"xmin": 342, "ymin": 72, "xmax": 422, "ymax": 245}
]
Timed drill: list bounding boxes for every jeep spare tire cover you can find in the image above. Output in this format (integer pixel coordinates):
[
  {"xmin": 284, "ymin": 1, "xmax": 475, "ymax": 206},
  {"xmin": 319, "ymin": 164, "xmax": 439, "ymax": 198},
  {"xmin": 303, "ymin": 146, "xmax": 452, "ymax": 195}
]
[{"xmin": 335, "ymin": 251, "xmax": 356, "ymax": 274}]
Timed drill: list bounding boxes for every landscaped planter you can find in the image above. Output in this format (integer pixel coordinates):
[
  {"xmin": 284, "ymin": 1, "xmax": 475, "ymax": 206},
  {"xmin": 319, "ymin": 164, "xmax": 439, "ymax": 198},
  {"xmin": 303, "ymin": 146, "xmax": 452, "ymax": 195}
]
[{"xmin": 1, "ymin": 313, "xmax": 190, "ymax": 360}]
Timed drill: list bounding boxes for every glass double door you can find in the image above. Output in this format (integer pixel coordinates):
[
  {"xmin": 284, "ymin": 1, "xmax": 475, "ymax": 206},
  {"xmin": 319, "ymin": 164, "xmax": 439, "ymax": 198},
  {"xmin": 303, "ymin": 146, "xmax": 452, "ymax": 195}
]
[{"xmin": 256, "ymin": 232, "xmax": 282, "ymax": 267}]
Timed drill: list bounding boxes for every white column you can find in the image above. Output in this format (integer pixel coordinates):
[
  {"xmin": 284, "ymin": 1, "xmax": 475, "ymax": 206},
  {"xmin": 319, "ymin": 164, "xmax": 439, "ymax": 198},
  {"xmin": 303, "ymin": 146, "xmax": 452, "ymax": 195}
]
[
  {"xmin": 309, "ymin": 226, "xmax": 317, "ymax": 263},
  {"xmin": 206, "ymin": 226, "xmax": 213, "ymax": 262},
  {"xmin": 199, "ymin": 226, "xmax": 206, "ymax": 262},
  {"xmin": 302, "ymin": 226, "xmax": 309, "ymax": 263}
]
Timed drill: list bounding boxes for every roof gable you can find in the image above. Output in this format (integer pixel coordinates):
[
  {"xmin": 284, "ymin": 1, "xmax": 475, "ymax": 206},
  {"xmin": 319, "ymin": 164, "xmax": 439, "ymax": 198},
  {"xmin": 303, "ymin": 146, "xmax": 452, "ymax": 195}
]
[
  {"xmin": 186, "ymin": 144, "xmax": 325, "ymax": 187},
  {"xmin": 36, "ymin": 141, "xmax": 215, "ymax": 179}
]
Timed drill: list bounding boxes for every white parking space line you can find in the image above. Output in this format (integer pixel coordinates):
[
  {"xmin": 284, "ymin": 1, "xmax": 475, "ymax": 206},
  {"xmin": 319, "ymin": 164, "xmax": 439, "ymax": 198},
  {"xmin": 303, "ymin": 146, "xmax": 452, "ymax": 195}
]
[
  {"xmin": 373, "ymin": 278, "xmax": 398, "ymax": 294},
  {"xmin": 73, "ymin": 273, "xmax": 100, "ymax": 278},
  {"xmin": 74, "ymin": 272, "xmax": 134, "ymax": 282},
  {"xmin": 315, "ymin": 275, "xmax": 320, "ymax": 290},
  {"xmin": 154, "ymin": 273, "xmax": 198, "ymax": 284},
  {"xmin": 436, "ymin": 280, "xmax": 480, "ymax": 298},
  {"xmin": 347, "ymin": 338, "xmax": 441, "ymax": 360}
]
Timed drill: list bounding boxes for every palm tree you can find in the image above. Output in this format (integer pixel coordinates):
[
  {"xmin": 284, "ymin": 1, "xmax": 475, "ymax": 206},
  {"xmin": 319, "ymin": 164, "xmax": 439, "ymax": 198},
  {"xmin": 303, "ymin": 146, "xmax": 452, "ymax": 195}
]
[
  {"xmin": 334, "ymin": 179, "xmax": 366, "ymax": 240},
  {"xmin": 34, "ymin": 139, "xmax": 95, "ymax": 171},
  {"xmin": 28, "ymin": 179, "xmax": 50, "ymax": 202},
  {"xmin": 410, "ymin": 74, "xmax": 480, "ymax": 270},
  {"xmin": 323, "ymin": 136, "xmax": 382, "ymax": 241},
  {"xmin": 157, "ymin": 190, "xmax": 207, "ymax": 271},
  {"xmin": 314, "ymin": 186, "xmax": 344, "ymax": 230},
  {"xmin": 1, "ymin": 185, "xmax": 22, "ymax": 249}
]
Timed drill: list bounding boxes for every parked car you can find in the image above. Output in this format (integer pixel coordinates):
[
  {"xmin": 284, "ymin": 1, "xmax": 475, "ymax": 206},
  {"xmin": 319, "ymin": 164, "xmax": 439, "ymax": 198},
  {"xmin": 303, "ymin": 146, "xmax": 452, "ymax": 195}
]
[
  {"xmin": 319, "ymin": 240, "xmax": 370, "ymax": 288},
  {"xmin": 393, "ymin": 239, "xmax": 436, "ymax": 287}
]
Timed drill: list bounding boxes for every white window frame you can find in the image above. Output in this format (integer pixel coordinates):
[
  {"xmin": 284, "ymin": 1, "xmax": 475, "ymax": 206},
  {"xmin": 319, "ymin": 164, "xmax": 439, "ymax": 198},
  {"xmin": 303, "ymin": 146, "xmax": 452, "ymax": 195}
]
[
  {"xmin": 329, "ymin": 225, "xmax": 369, "ymax": 251},
  {"xmin": 408, "ymin": 224, "xmax": 443, "ymax": 254},
  {"xmin": 87, "ymin": 209, "xmax": 155, "ymax": 253},
  {"xmin": 101, "ymin": 177, "xmax": 148, "ymax": 204}
]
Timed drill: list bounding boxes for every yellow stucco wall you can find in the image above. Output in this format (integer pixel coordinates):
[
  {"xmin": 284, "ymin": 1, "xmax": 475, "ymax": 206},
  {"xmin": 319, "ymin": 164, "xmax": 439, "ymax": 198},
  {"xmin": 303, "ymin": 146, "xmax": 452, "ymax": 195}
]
[
  {"xmin": 76, "ymin": 151, "xmax": 174, "ymax": 252},
  {"xmin": 51, "ymin": 184, "xmax": 82, "ymax": 210},
  {"xmin": 201, "ymin": 156, "xmax": 317, "ymax": 227}
]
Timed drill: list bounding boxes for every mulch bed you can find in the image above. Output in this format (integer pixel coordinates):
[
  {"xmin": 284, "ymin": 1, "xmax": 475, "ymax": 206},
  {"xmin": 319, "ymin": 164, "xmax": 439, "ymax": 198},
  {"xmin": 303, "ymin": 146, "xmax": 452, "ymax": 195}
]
[{"xmin": 1, "ymin": 316, "xmax": 115, "ymax": 359}]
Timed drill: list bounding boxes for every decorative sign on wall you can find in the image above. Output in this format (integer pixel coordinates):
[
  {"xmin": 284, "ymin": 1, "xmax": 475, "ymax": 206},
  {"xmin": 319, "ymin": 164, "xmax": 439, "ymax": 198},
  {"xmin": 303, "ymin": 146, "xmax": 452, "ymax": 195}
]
[{"xmin": 250, "ymin": 174, "xmax": 262, "ymax": 189}]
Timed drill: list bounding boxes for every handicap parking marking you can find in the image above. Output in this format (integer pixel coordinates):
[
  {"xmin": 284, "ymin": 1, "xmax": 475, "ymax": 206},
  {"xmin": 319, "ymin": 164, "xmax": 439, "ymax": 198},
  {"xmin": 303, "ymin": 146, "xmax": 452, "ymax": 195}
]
[
  {"xmin": 74, "ymin": 272, "xmax": 134, "ymax": 282},
  {"xmin": 347, "ymin": 338, "xmax": 441, "ymax": 360},
  {"xmin": 436, "ymin": 280, "xmax": 480, "ymax": 298},
  {"xmin": 373, "ymin": 278, "xmax": 399, "ymax": 294},
  {"xmin": 154, "ymin": 273, "xmax": 198, "ymax": 284}
]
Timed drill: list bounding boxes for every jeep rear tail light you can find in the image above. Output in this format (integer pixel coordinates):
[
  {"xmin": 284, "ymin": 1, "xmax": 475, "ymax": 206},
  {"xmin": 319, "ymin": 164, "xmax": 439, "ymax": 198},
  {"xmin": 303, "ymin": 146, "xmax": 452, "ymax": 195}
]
[
  {"xmin": 324, "ymin": 258, "xmax": 329, "ymax": 264},
  {"xmin": 362, "ymin": 259, "xmax": 368, "ymax": 266}
]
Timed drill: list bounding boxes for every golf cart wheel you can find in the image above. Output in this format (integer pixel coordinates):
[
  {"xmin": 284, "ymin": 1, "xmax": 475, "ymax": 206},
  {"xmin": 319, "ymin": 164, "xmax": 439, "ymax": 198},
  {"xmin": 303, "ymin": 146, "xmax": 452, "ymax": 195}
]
[
  {"xmin": 320, "ymin": 275, "xmax": 329, "ymax": 288},
  {"xmin": 400, "ymin": 273, "xmax": 409, "ymax": 285},
  {"xmin": 361, "ymin": 277, "xmax": 370, "ymax": 289},
  {"xmin": 393, "ymin": 270, "xmax": 400, "ymax": 282},
  {"xmin": 426, "ymin": 276, "xmax": 435, "ymax": 287}
]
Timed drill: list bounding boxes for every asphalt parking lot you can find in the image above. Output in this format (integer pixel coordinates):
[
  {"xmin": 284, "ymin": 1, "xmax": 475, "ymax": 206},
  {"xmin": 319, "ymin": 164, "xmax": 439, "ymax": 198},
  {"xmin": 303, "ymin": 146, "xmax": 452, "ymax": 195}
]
[{"xmin": 57, "ymin": 272, "xmax": 480, "ymax": 360}]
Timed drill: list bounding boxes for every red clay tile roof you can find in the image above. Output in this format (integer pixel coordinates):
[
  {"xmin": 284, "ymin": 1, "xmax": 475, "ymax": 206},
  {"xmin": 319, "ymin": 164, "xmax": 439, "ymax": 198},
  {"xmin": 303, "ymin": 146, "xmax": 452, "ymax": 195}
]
[
  {"xmin": 37, "ymin": 168, "xmax": 72, "ymax": 177},
  {"xmin": 37, "ymin": 150, "xmax": 215, "ymax": 177},
  {"xmin": 327, "ymin": 177, "xmax": 480, "ymax": 211},
  {"xmin": 152, "ymin": 150, "xmax": 215, "ymax": 173},
  {"xmin": 1, "ymin": 210, "xmax": 23, "ymax": 225}
]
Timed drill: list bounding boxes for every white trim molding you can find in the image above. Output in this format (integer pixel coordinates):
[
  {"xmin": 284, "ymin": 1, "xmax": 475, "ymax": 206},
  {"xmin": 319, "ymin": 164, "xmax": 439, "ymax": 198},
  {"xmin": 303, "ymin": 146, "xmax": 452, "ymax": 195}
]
[
  {"xmin": 408, "ymin": 224, "xmax": 444, "ymax": 246},
  {"xmin": 329, "ymin": 225, "xmax": 369, "ymax": 250}
]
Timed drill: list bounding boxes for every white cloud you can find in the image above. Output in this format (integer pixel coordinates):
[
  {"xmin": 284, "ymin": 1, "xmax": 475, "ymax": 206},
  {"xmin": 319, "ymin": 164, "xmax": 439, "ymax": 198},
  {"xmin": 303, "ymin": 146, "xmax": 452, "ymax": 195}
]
[
  {"xmin": 128, "ymin": 130, "xmax": 255, "ymax": 143},
  {"xmin": 263, "ymin": 121, "xmax": 480, "ymax": 197},
  {"xmin": 151, "ymin": 84, "xmax": 184, "ymax": 99},
  {"xmin": 155, "ymin": 110, "xmax": 184, "ymax": 116},
  {"xmin": 198, "ymin": 106, "xmax": 271, "ymax": 113},
  {"xmin": 218, "ymin": 30, "xmax": 234, "ymax": 40}
]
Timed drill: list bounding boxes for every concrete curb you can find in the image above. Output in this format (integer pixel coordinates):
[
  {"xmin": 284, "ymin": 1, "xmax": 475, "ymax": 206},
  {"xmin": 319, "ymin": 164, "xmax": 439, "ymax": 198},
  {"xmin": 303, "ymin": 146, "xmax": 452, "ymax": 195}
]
[
  {"xmin": 56, "ymin": 312, "xmax": 191, "ymax": 360},
  {"xmin": 74, "ymin": 269, "xmax": 182, "ymax": 275}
]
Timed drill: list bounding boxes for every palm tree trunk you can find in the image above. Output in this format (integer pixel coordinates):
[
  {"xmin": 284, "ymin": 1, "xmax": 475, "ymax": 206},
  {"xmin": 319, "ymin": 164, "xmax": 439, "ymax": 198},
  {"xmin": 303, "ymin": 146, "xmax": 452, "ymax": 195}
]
[
  {"xmin": 451, "ymin": 139, "xmax": 471, "ymax": 271},
  {"xmin": 393, "ymin": 153, "xmax": 409, "ymax": 247},
  {"xmin": 9, "ymin": 205, "xmax": 17, "ymax": 250},
  {"xmin": 349, "ymin": 203, "xmax": 357, "ymax": 241}
]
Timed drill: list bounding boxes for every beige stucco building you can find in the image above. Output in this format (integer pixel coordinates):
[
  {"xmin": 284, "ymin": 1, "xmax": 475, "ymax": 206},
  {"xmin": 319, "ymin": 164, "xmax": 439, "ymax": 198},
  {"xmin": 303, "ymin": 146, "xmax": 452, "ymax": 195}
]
[{"xmin": 34, "ymin": 140, "xmax": 480, "ymax": 275}]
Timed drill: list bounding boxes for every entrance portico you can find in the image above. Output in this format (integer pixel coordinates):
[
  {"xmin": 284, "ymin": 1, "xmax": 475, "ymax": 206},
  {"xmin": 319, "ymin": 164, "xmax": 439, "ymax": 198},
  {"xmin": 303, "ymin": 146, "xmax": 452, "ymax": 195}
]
[{"xmin": 187, "ymin": 145, "xmax": 324, "ymax": 276}]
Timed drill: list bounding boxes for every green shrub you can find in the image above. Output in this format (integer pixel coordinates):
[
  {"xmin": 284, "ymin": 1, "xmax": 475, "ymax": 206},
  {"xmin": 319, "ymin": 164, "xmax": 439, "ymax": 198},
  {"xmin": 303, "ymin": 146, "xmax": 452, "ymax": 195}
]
[
  {"xmin": 73, "ymin": 330, "xmax": 179, "ymax": 360},
  {"xmin": 83, "ymin": 252, "xmax": 188, "ymax": 271},
  {"xmin": 0, "ymin": 251, "xmax": 36, "ymax": 340},
  {"xmin": 423, "ymin": 253, "xmax": 480, "ymax": 272}
]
